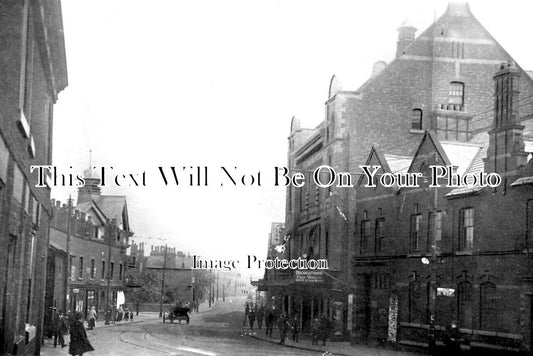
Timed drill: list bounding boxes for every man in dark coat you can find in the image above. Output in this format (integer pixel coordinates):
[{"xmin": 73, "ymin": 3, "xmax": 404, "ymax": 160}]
[
  {"xmin": 69, "ymin": 312, "xmax": 94, "ymax": 356},
  {"xmin": 290, "ymin": 314, "xmax": 300, "ymax": 343},
  {"xmin": 248, "ymin": 305, "xmax": 256, "ymax": 329},
  {"xmin": 256, "ymin": 305, "xmax": 265, "ymax": 329},
  {"xmin": 265, "ymin": 310, "xmax": 275, "ymax": 338},
  {"xmin": 277, "ymin": 312, "xmax": 289, "ymax": 345},
  {"xmin": 243, "ymin": 303, "xmax": 249, "ymax": 327},
  {"xmin": 311, "ymin": 316, "xmax": 320, "ymax": 345},
  {"xmin": 52, "ymin": 309, "xmax": 68, "ymax": 348},
  {"xmin": 319, "ymin": 315, "xmax": 330, "ymax": 346}
]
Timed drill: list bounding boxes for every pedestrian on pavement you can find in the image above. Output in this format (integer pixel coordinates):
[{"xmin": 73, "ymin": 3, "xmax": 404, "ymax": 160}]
[
  {"xmin": 111, "ymin": 306, "xmax": 117, "ymax": 324},
  {"xmin": 278, "ymin": 312, "xmax": 289, "ymax": 345},
  {"xmin": 117, "ymin": 305, "xmax": 124, "ymax": 322},
  {"xmin": 134, "ymin": 301, "xmax": 140, "ymax": 316},
  {"xmin": 243, "ymin": 303, "xmax": 249, "ymax": 327},
  {"xmin": 265, "ymin": 309, "xmax": 275, "ymax": 338},
  {"xmin": 311, "ymin": 316, "xmax": 320, "ymax": 345},
  {"xmin": 53, "ymin": 309, "xmax": 68, "ymax": 348},
  {"xmin": 248, "ymin": 304, "xmax": 256, "ymax": 329},
  {"xmin": 51, "ymin": 308, "xmax": 59, "ymax": 346},
  {"xmin": 69, "ymin": 311, "xmax": 94, "ymax": 356},
  {"xmin": 129, "ymin": 304, "xmax": 134, "ymax": 320},
  {"xmin": 87, "ymin": 306, "xmax": 97, "ymax": 330},
  {"xmin": 319, "ymin": 314, "xmax": 330, "ymax": 346},
  {"xmin": 256, "ymin": 305, "xmax": 264, "ymax": 329},
  {"xmin": 290, "ymin": 314, "xmax": 300, "ymax": 343}
]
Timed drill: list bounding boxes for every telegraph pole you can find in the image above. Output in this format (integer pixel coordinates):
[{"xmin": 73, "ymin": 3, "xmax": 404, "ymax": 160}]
[
  {"xmin": 159, "ymin": 244, "xmax": 168, "ymax": 317},
  {"xmin": 64, "ymin": 195, "xmax": 73, "ymax": 313},
  {"xmin": 208, "ymin": 269, "xmax": 212, "ymax": 307},
  {"xmin": 428, "ymin": 166, "xmax": 439, "ymax": 354},
  {"xmin": 104, "ymin": 219, "xmax": 115, "ymax": 325},
  {"xmin": 216, "ymin": 271, "xmax": 219, "ymax": 301}
]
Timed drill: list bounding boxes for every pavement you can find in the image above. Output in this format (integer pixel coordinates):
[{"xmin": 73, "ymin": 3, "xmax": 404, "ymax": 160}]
[
  {"xmin": 41, "ymin": 312, "xmax": 160, "ymax": 353},
  {"xmin": 247, "ymin": 329, "xmax": 417, "ymax": 356},
  {"xmin": 40, "ymin": 299, "xmax": 418, "ymax": 356}
]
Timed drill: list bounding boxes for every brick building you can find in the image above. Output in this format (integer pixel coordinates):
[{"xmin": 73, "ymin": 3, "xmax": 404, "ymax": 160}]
[
  {"xmin": 139, "ymin": 245, "xmax": 243, "ymax": 310},
  {"xmin": 0, "ymin": 0, "xmax": 67, "ymax": 354},
  {"xmin": 144, "ymin": 246, "xmax": 195, "ymax": 306},
  {"xmin": 353, "ymin": 62, "xmax": 533, "ymax": 352},
  {"xmin": 266, "ymin": 1, "xmax": 533, "ymax": 348},
  {"xmin": 44, "ymin": 168, "xmax": 133, "ymax": 328}
]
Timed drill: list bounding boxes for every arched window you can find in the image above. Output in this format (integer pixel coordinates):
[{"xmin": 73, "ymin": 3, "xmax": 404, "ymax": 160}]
[
  {"xmin": 411, "ymin": 109, "xmax": 423, "ymax": 130},
  {"xmin": 457, "ymin": 281, "xmax": 473, "ymax": 328},
  {"xmin": 408, "ymin": 280, "xmax": 422, "ymax": 323},
  {"xmin": 479, "ymin": 282, "xmax": 496, "ymax": 330}
]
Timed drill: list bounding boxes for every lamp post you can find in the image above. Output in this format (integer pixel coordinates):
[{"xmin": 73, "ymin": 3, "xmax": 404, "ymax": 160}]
[{"xmin": 159, "ymin": 244, "xmax": 168, "ymax": 317}]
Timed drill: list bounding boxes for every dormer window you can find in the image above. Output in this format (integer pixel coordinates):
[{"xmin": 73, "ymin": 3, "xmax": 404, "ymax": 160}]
[{"xmin": 411, "ymin": 109, "xmax": 423, "ymax": 130}]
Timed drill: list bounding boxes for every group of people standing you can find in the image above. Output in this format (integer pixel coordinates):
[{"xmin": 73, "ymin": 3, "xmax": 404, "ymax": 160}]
[
  {"xmin": 106, "ymin": 304, "xmax": 135, "ymax": 324},
  {"xmin": 243, "ymin": 302, "xmax": 266, "ymax": 329},
  {"xmin": 243, "ymin": 303, "xmax": 334, "ymax": 347},
  {"xmin": 51, "ymin": 308, "xmax": 94, "ymax": 355}
]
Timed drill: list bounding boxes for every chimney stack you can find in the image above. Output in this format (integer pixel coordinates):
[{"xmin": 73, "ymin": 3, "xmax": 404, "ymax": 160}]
[
  {"xmin": 484, "ymin": 61, "xmax": 527, "ymax": 179},
  {"xmin": 396, "ymin": 19, "xmax": 416, "ymax": 58}
]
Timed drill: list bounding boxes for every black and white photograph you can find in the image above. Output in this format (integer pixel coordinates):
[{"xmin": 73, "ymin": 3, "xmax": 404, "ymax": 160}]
[{"xmin": 1, "ymin": 0, "xmax": 533, "ymax": 355}]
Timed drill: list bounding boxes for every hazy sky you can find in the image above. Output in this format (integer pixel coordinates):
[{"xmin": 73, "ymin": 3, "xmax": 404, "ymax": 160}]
[{"xmin": 51, "ymin": 0, "xmax": 533, "ymax": 276}]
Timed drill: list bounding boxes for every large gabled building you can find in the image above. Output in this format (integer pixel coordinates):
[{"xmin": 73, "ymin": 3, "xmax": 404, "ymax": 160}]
[
  {"xmin": 353, "ymin": 61, "xmax": 533, "ymax": 353},
  {"xmin": 267, "ymin": 1, "xmax": 533, "ymax": 350}
]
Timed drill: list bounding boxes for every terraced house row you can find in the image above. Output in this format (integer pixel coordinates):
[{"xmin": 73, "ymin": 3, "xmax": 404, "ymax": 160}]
[{"xmin": 261, "ymin": 2, "xmax": 533, "ymax": 353}]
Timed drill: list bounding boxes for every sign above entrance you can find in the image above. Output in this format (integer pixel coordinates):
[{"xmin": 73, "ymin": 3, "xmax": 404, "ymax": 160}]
[
  {"xmin": 295, "ymin": 270, "xmax": 324, "ymax": 283},
  {"xmin": 437, "ymin": 287, "xmax": 455, "ymax": 297}
]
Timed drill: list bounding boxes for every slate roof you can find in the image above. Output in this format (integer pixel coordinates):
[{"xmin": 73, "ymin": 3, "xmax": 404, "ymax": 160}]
[
  {"xmin": 440, "ymin": 141, "xmax": 483, "ymax": 176},
  {"xmin": 445, "ymin": 129, "xmax": 533, "ymax": 196},
  {"xmin": 75, "ymin": 195, "xmax": 130, "ymax": 231},
  {"xmin": 383, "ymin": 154, "xmax": 412, "ymax": 174}
]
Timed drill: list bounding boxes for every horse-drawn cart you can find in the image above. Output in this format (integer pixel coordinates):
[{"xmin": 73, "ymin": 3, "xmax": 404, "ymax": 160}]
[{"xmin": 162, "ymin": 306, "xmax": 190, "ymax": 324}]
